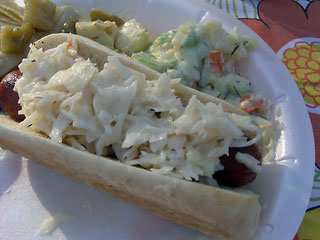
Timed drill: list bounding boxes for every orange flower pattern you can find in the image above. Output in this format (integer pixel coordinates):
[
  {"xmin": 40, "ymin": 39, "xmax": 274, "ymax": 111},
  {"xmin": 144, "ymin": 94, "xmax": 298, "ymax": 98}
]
[{"xmin": 282, "ymin": 41, "xmax": 320, "ymax": 108}]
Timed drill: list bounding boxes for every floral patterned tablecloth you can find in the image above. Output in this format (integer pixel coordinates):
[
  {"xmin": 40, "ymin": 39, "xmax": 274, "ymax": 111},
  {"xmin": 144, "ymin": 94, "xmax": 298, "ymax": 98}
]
[{"xmin": 205, "ymin": 0, "xmax": 319, "ymax": 239}]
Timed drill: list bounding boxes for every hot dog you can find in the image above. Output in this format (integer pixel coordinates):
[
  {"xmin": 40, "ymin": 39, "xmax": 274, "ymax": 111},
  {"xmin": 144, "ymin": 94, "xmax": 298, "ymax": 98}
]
[
  {"xmin": 0, "ymin": 69, "xmax": 25, "ymax": 121},
  {"xmin": 0, "ymin": 33, "xmax": 277, "ymax": 240}
]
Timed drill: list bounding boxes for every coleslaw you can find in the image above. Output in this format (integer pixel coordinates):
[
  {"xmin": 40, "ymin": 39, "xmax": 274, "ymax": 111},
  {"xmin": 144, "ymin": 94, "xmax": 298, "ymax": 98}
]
[{"xmin": 15, "ymin": 38, "xmax": 263, "ymax": 181}]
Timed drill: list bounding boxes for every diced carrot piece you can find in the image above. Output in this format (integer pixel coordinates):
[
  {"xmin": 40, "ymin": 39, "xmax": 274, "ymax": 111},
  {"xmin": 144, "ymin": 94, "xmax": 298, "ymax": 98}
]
[
  {"xmin": 66, "ymin": 40, "xmax": 73, "ymax": 48},
  {"xmin": 240, "ymin": 95, "xmax": 268, "ymax": 114},
  {"xmin": 208, "ymin": 51, "xmax": 224, "ymax": 75}
]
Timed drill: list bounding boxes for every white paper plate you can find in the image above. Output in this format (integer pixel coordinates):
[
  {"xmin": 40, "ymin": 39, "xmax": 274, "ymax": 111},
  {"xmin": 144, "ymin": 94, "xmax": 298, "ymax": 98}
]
[{"xmin": 0, "ymin": 0, "xmax": 315, "ymax": 239}]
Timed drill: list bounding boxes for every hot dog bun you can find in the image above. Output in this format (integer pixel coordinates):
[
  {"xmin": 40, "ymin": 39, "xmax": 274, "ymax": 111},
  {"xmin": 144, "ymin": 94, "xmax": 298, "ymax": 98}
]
[{"xmin": 0, "ymin": 33, "xmax": 261, "ymax": 240}]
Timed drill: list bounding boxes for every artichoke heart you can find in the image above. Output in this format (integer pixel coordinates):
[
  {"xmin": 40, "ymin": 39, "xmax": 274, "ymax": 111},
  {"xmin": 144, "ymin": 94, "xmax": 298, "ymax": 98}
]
[
  {"xmin": 24, "ymin": 0, "xmax": 56, "ymax": 31},
  {"xmin": 1, "ymin": 24, "xmax": 33, "ymax": 54},
  {"xmin": 75, "ymin": 20, "xmax": 118, "ymax": 49},
  {"xmin": 90, "ymin": 8, "xmax": 125, "ymax": 27},
  {"xmin": 0, "ymin": 0, "xmax": 24, "ymax": 24}
]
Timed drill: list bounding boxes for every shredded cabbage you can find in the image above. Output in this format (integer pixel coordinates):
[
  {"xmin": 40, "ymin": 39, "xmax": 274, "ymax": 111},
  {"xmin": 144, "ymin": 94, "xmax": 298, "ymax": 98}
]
[{"xmin": 15, "ymin": 38, "xmax": 262, "ymax": 180}]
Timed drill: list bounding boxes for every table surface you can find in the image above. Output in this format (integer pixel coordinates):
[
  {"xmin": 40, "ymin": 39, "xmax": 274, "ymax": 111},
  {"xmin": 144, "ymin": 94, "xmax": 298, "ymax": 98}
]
[{"xmin": 204, "ymin": 0, "xmax": 319, "ymax": 239}]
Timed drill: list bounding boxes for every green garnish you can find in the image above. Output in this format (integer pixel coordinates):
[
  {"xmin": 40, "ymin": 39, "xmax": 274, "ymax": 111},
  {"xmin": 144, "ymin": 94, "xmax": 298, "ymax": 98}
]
[
  {"xmin": 181, "ymin": 31, "xmax": 200, "ymax": 48},
  {"xmin": 230, "ymin": 44, "xmax": 239, "ymax": 56},
  {"xmin": 233, "ymin": 85, "xmax": 242, "ymax": 97},
  {"xmin": 132, "ymin": 52, "xmax": 166, "ymax": 73}
]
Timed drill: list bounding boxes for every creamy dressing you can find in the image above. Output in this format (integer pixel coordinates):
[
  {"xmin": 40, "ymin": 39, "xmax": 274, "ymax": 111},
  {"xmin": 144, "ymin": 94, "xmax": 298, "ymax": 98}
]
[
  {"xmin": 143, "ymin": 20, "xmax": 258, "ymax": 105},
  {"xmin": 235, "ymin": 152, "xmax": 262, "ymax": 174},
  {"xmin": 15, "ymin": 38, "xmax": 263, "ymax": 181}
]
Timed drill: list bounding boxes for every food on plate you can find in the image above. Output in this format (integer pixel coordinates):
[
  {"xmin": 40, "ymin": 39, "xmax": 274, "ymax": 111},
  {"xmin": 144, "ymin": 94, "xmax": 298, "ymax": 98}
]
[
  {"xmin": 0, "ymin": 0, "xmax": 80, "ymax": 78},
  {"xmin": 0, "ymin": 0, "xmax": 58, "ymax": 55},
  {"xmin": 37, "ymin": 213, "xmax": 76, "ymax": 235},
  {"xmin": 0, "ymin": 0, "xmax": 270, "ymax": 119},
  {"xmin": 1, "ymin": 24, "xmax": 33, "ymax": 53},
  {"xmin": 15, "ymin": 34, "xmax": 265, "ymax": 183},
  {"xmin": 240, "ymin": 93, "xmax": 270, "ymax": 116},
  {"xmin": 75, "ymin": 20, "xmax": 119, "ymax": 49},
  {"xmin": 24, "ymin": 0, "xmax": 57, "ymax": 31},
  {"xmin": 0, "ymin": 69, "xmax": 24, "ymax": 121},
  {"xmin": 0, "ymin": 0, "xmax": 151, "ymax": 79},
  {"xmin": 114, "ymin": 19, "xmax": 151, "ymax": 55},
  {"xmin": 0, "ymin": 0, "xmax": 24, "ymax": 26},
  {"xmin": 90, "ymin": 8, "xmax": 125, "ymax": 26},
  {"xmin": 0, "ymin": 1, "xmax": 279, "ymax": 238},
  {"xmin": 212, "ymin": 144, "xmax": 261, "ymax": 187},
  {"xmin": 0, "ymin": 0, "xmax": 26, "ymax": 76},
  {"xmin": 75, "ymin": 17, "xmax": 151, "ymax": 55},
  {"xmin": 131, "ymin": 20, "xmax": 270, "ymax": 117},
  {"xmin": 0, "ymin": 33, "xmax": 277, "ymax": 240},
  {"xmin": 0, "ymin": 49, "xmax": 26, "ymax": 80}
]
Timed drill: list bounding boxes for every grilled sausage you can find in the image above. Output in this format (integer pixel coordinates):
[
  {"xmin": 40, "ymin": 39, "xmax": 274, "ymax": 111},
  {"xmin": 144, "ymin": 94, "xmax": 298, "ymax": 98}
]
[
  {"xmin": 0, "ymin": 70, "xmax": 25, "ymax": 122},
  {"xmin": 213, "ymin": 144, "xmax": 261, "ymax": 187}
]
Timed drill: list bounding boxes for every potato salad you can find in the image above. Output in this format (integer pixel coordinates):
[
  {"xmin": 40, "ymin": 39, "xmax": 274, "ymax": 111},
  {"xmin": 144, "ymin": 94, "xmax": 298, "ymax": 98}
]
[{"xmin": 132, "ymin": 20, "xmax": 261, "ymax": 107}]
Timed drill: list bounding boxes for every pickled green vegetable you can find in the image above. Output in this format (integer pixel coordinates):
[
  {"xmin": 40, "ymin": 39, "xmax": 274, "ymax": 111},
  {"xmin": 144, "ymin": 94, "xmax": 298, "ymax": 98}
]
[
  {"xmin": 75, "ymin": 20, "xmax": 118, "ymax": 49},
  {"xmin": 132, "ymin": 52, "xmax": 166, "ymax": 73},
  {"xmin": 115, "ymin": 19, "xmax": 150, "ymax": 55},
  {"xmin": 90, "ymin": 9, "xmax": 125, "ymax": 26},
  {"xmin": 0, "ymin": 15, "xmax": 21, "ymax": 26},
  {"xmin": 24, "ymin": 0, "xmax": 56, "ymax": 31},
  {"xmin": 61, "ymin": 20, "xmax": 77, "ymax": 34},
  {"xmin": 1, "ymin": 24, "xmax": 33, "ymax": 53},
  {"xmin": 0, "ymin": 0, "xmax": 24, "ymax": 23}
]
